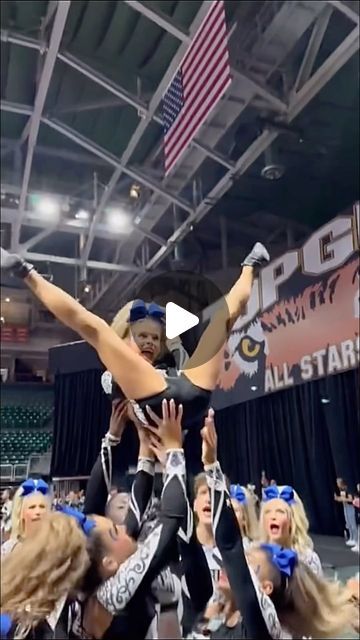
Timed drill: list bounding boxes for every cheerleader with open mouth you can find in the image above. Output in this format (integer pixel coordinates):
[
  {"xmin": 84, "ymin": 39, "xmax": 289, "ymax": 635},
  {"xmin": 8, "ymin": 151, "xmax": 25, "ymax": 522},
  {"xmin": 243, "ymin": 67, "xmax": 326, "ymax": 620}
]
[{"xmin": 199, "ymin": 411, "xmax": 357, "ymax": 639}]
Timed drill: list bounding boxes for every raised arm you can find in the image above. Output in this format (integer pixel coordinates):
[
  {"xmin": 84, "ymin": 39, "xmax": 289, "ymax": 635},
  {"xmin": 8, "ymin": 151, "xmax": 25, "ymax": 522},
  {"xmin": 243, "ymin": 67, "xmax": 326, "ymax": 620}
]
[
  {"xmin": 84, "ymin": 400, "xmax": 127, "ymax": 516},
  {"xmin": 201, "ymin": 411, "xmax": 272, "ymax": 640},
  {"xmin": 96, "ymin": 400, "xmax": 188, "ymax": 615},
  {"xmin": 124, "ymin": 403, "xmax": 156, "ymax": 539},
  {"xmin": 177, "ymin": 488, "xmax": 213, "ymax": 616}
]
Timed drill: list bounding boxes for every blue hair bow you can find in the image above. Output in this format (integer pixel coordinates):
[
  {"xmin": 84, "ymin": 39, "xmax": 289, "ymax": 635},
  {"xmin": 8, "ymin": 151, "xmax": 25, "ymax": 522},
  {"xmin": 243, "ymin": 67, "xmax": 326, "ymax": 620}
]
[
  {"xmin": 128, "ymin": 299, "xmax": 165, "ymax": 324},
  {"xmin": 263, "ymin": 485, "xmax": 295, "ymax": 505},
  {"xmin": 229, "ymin": 484, "xmax": 247, "ymax": 504},
  {"xmin": 20, "ymin": 478, "xmax": 49, "ymax": 497},
  {"xmin": 0, "ymin": 613, "xmax": 12, "ymax": 639},
  {"xmin": 260, "ymin": 543, "xmax": 298, "ymax": 578},
  {"xmin": 56, "ymin": 505, "xmax": 96, "ymax": 537}
]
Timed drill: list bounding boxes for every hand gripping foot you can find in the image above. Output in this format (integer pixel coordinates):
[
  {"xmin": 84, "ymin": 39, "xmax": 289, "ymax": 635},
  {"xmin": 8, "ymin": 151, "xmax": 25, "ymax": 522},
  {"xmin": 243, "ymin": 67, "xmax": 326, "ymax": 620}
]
[
  {"xmin": 242, "ymin": 242, "xmax": 270, "ymax": 269},
  {"xmin": 0, "ymin": 247, "xmax": 34, "ymax": 279}
]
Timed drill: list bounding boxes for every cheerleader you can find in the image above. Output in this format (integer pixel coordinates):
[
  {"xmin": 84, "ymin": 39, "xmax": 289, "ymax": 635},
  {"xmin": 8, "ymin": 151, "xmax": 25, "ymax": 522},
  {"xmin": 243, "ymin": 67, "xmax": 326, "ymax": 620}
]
[
  {"xmin": 1, "ymin": 242, "xmax": 269, "ymax": 429},
  {"xmin": 258, "ymin": 484, "xmax": 323, "ymax": 576},
  {"xmin": 229, "ymin": 483, "xmax": 258, "ymax": 550},
  {"xmin": 58, "ymin": 399, "xmax": 193, "ymax": 640},
  {"xmin": 1, "ymin": 512, "xmax": 89, "ymax": 639},
  {"xmin": 200, "ymin": 416, "xmax": 356, "ymax": 639},
  {"xmin": 84, "ymin": 398, "xmax": 212, "ymax": 638},
  {"xmin": 1, "ymin": 478, "xmax": 51, "ymax": 557}
]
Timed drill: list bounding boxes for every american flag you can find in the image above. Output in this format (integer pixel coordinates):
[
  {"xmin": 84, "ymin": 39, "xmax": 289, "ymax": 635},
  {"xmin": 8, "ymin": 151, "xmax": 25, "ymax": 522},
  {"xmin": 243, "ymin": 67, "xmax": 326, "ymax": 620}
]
[{"xmin": 162, "ymin": 0, "xmax": 231, "ymax": 176}]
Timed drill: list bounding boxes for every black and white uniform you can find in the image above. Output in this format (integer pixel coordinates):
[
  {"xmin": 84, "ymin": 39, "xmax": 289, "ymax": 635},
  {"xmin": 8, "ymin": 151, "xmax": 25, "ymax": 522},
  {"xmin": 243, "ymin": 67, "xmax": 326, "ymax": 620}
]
[
  {"xmin": 101, "ymin": 367, "xmax": 211, "ymax": 430},
  {"xmin": 4, "ymin": 595, "xmax": 73, "ymax": 640},
  {"xmin": 85, "ymin": 436, "xmax": 212, "ymax": 636},
  {"xmin": 205, "ymin": 461, "xmax": 291, "ymax": 640}
]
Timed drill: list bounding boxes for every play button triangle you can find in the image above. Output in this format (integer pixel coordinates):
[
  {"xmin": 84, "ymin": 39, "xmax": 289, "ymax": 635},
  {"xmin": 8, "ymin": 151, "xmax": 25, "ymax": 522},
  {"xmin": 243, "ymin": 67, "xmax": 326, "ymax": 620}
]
[{"xmin": 165, "ymin": 302, "xmax": 199, "ymax": 340}]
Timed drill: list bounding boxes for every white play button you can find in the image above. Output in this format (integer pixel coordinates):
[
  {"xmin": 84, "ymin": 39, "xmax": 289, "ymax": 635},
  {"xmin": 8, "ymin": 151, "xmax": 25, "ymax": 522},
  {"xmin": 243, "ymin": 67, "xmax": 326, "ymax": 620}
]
[{"xmin": 165, "ymin": 302, "xmax": 199, "ymax": 340}]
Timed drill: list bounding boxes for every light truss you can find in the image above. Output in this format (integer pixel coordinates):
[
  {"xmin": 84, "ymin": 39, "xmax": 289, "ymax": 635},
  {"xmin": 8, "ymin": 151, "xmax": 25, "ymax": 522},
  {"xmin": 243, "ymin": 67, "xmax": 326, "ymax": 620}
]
[
  {"xmin": 292, "ymin": 4, "xmax": 333, "ymax": 93},
  {"xmin": 79, "ymin": 2, "xmax": 225, "ymax": 266},
  {"xmin": 89, "ymin": 0, "xmax": 331, "ymax": 307},
  {"xmin": 23, "ymin": 252, "xmax": 144, "ymax": 273},
  {"xmin": 0, "ymin": 0, "xmax": 358, "ymax": 306},
  {"xmin": 115, "ymin": 23, "xmax": 360, "ymax": 304},
  {"xmin": 11, "ymin": 1, "xmax": 71, "ymax": 251},
  {"xmin": 327, "ymin": 0, "xmax": 359, "ymax": 23},
  {"xmin": 0, "ymin": 2, "xmax": 290, "ymax": 261},
  {"xmin": 1, "ymin": 101, "xmax": 196, "ymax": 213},
  {"xmin": 1, "ymin": 205, "xmax": 163, "ymax": 245}
]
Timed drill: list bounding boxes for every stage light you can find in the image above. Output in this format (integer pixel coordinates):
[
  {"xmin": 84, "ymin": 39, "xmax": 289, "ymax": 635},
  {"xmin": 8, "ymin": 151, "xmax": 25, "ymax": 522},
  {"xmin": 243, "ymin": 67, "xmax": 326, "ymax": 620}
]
[
  {"xmin": 106, "ymin": 207, "xmax": 132, "ymax": 233},
  {"xmin": 129, "ymin": 184, "xmax": 140, "ymax": 200},
  {"xmin": 33, "ymin": 195, "xmax": 61, "ymax": 221},
  {"xmin": 75, "ymin": 209, "xmax": 90, "ymax": 221},
  {"xmin": 321, "ymin": 397, "xmax": 330, "ymax": 404}
]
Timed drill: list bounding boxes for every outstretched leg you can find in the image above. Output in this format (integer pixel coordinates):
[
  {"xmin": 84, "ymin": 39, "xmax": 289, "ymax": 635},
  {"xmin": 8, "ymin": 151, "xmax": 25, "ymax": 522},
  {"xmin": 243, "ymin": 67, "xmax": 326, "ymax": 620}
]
[
  {"xmin": 0, "ymin": 249, "xmax": 166, "ymax": 400},
  {"xmin": 184, "ymin": 243, "xmax": 269, "ymax": 391}
]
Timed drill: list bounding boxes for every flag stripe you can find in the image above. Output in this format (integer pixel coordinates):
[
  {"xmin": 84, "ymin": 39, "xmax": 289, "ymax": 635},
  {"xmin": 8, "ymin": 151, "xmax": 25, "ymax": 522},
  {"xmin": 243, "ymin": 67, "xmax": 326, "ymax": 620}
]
[
  {"xmin": 165, "ymin": 41, "xmax": 229, "ymax": 158},
  {"xmin": 183, "ymin": 20, "xmax": 227, "ymax": 100},
  {"xmin": 182, "ymin": 1, "xmax": 223, "ymax": 76},
  {"xmin": 165, "ymin": 72, "xmax": 231, "ymax": 174},
  {"xmin": 163, "ymin": 0, "xmax": 231, "ymax": 176},
  {"xmin": 165, "ymin": 68, "xmax": 231, "ymax": 173}
]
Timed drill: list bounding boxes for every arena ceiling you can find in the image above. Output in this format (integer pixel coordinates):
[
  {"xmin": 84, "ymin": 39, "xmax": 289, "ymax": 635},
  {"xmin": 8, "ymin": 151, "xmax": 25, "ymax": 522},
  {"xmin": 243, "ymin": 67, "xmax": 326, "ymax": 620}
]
[{"xmin": 0, "ymin": 0, "xmax": 359, "ymax": 319}]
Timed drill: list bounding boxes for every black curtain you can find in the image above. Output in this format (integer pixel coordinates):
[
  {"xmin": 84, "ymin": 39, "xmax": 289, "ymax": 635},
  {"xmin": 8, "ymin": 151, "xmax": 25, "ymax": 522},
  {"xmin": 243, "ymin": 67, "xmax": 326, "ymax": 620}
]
[
  {"xmin": 51, "ymin": 365, "xmax": 359, "ymax": 536},
  {"xmin": 51, "ymin": 370, "xmax": 111, "ymax": 478},
  {"xmin": 51, "ymin": 369, "xmax": 151, "ymax": 481},
  {"xmin": 215, "ymin": 368, "xmax": 360, "ymax": 535}
]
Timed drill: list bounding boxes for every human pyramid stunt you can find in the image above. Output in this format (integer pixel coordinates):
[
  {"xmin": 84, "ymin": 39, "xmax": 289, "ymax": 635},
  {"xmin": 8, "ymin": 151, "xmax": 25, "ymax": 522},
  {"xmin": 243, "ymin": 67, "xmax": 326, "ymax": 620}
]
[{"xmin": 1, "ymin": 242, "xmax": 358, "ymax": 640}]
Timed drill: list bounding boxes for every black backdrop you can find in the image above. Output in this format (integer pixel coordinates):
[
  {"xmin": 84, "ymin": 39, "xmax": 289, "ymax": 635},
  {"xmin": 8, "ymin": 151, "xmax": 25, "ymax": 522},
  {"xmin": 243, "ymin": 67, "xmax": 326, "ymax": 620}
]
[{"xmin": 51, "ymin": 367, "xmax": 359, "ymax": 535}]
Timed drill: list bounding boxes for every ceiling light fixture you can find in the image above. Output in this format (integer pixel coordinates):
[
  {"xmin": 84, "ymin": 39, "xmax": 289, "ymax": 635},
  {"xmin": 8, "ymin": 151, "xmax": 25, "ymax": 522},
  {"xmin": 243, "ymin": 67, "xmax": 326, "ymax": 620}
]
[
  {"xmin": 75, "ymin": 209, "xmax": 90, "ymax": 221},
  {"xmin": 33, "ymin": 195, "xmax": 61, "ymax": 221},
  {"xmin": 129, "ymin": 184, "xmax": 140, "ymax": 200},
  {"xmin": 4, "ymin": 297, "xmax": 10, "ymax": 303},
  {"xmin": 0, "ymin": 316, "xmax": 5, "ymax": 324},
  {"xmin": 106, "ymin": 207, "xmax": 132, "ymax": 233},
  {"xmin": 83, "ymin": 284, "xmax": 91, "ymax": 294}
]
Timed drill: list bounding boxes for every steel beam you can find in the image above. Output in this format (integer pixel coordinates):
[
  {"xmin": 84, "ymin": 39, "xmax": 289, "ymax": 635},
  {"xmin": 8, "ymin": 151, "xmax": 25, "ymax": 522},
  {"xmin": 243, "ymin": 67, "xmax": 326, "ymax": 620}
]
[
  {"xmin": 79, "ymin": 2, "xmax": 212, "ymax": 265},
  {"xmin": 57, "ymin": 52, "xmax": 148, "ymax": 113},
  {"xmin": 58, "ymin": 54, "xmax": 235, "ymax": 169},
  {"xmin": 118, "ymin": 26, "xmax": 360, "ymax": 300},
  {"xmin": 0, "ymin": 30, "xmax": 42, "ymax": 50},
  {"xmin": 1, "ymin": 100, "xmax": 33, "ymax": 116},
  {"xmin": 123, "ymin": 1, "xmax": 190, "ymax": 43},
  {"xmin": 123, "ymin": 1, "xmax": 288, "ymax": 114},
  {"xmin": 1, "ymin": 206, "xmax": 167, "ymax": 248},
  {"xmin": 21, "ymin": 226, "xmax": 58, "ymax": 251},
  {"xmin": 53, "ymin": 96, "xmax": 125, "ymax": 115},
  {"xmin": 1, "ymin": 30, "xmax": 237, "ymax": 170},
  {"xmin": 327, "ymin": 0, "xmax": 359, "ymax": 23},
  {"xmin": 12, "ymin": 2, "xmax": 71, "ymax": 251},
  {"xmin": 1, "ymin": 136, "xmax": 110, "ymax": 166},
  {"xmin": 40, "ymin": 117, "xmax": 194, "ymax": 212},
  {"xmin": 24, "ymin": 252, "xmax": 144, "ymax": 273},
  {"xmin": 288, "ymin": 25, "xmax": 359, "ymax": 119},
  {"xmin": 293, "ymin": 5, "xmax": 333, "ymax": 93}
]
